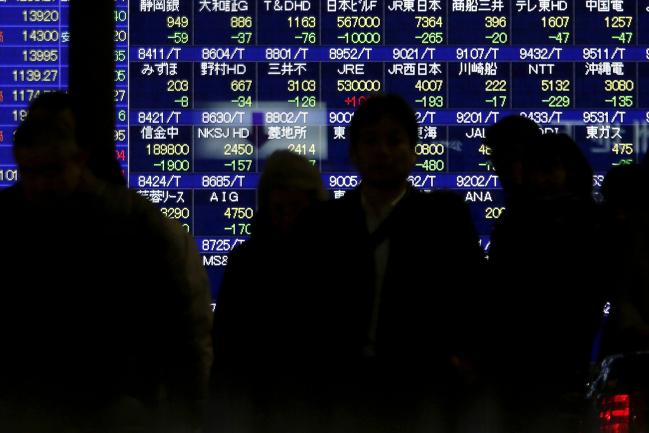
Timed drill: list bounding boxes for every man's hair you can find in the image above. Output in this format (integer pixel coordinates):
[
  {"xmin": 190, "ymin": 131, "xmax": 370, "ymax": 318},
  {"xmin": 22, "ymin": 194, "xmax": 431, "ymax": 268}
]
[
  {"xmin": 28, "ymin": 91, "xmax": 74, "ymax": 115},
  {"xmin": 14, "ymin": 118, "xmax": 75, "ymax": 151},
  {"xmin": 348, "ymin": 94, "xmax": 418, "ymax": 149},
  {"xmin": 14, "ymin": 92, "xmax": 76, "ymax": 151},
  {"xmin": 485, "ymin": 115, "xmax": 541, "ymax": 163}
]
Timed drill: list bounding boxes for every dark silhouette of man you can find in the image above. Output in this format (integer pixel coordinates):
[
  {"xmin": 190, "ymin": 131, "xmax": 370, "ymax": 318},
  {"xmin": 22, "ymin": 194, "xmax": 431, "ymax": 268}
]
[
  {"xmin": 0, "ymin": 92, "xmax": 212, "ymax": 433},
  {"xmin": 291, "ymin": 94, "xmax": 484, "ymax": 433},
  {"xmin": 210, "ymin": 150, "xmax": 327, "ymax": 433},
  {"xmin": 484, "ymin": 115, "xmax": 542, "ymax": 205},
  {"xmin": 601, "ymin": 164, "xmax": 649, "ymax": 355},
  {"xmin": 487, "ymin": 132, "xmax": 605, "ymax": 433}
]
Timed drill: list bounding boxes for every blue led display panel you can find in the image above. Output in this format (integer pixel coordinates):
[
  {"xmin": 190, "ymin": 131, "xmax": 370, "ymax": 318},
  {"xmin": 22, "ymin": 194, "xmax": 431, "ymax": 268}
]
[{"xmin": 1, "ymin": 0, "xmax": 648, "ymax": 299}]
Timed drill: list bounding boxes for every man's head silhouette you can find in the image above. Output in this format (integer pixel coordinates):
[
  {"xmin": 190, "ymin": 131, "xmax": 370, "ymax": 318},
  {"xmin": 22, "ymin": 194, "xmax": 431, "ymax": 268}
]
[
  {"xmin": 13, "ymin": 92, "xmax": 87, "ymax": 205},
  {"xmin": 485, "ymin": 115, "xmax": 541, "ymax": 198},
  {"xmin": 348, "ymin": 94, "xmax": 417, "ymax": 191}
]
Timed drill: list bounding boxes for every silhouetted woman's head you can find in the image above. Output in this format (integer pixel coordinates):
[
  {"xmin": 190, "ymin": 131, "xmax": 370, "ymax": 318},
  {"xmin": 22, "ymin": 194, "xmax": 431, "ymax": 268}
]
[{"xmin": 256, "ymin": 150, "xmax": 327, "ymax": 237}]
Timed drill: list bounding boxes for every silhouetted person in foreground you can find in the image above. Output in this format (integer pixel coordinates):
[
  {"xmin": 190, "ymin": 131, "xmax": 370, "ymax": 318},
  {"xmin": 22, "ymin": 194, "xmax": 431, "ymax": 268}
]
[
  {"xmin": 600, "ymin": 164, "xmax": 649, "ymax": 355},
  {"xmin": 484, "ymin": 115, "xmax": 542, "ymax": 265},
  {"xmin": 485, "ymin": 115, "xmax": 542, "ymax": 205},
  {"xmin": 0, "ymin": 93, "xmax": 213, "ymax": 433},
  {"xmin": 488, "ymin": 132, "xmax": 605, "ymax": 433},
  {"xmin": 292, "ymin": 94, "xmax": 483, "ymax": 433},
  {"xmin": 209, "ymin": 150, "xmax": 326, "ymax": 433}
]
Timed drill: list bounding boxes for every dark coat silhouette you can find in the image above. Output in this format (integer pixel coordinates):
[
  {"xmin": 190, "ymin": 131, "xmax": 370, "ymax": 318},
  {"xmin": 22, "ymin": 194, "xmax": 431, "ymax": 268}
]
[
  {"xmin": 281, "ymin": 187, "xmax": 484, "ymax": 433},
  {"xmin": 0, "ymin": 179, "xmax": 212, "ymax": 433},
  {"xmin": 292, "ymin": 186, "xmax": 484, "ymax": 382},
  {"xmin": 209, "ymin": 150, "xmax": 327, "ymax": 433}
]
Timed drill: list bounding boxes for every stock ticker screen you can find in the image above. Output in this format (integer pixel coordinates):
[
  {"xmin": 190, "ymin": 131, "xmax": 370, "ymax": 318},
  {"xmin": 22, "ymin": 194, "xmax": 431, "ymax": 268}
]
[{"xmin": 1, "ymin": 0, "xmax": 649, "ymax": 297}]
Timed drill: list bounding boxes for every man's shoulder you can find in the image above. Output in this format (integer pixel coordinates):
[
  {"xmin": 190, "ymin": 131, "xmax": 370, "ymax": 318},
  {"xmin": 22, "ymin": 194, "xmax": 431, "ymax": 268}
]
[
  {"xmin": 402, "ymin": 188, "xmax": 468, "ymax": 216},
  {"xmin": 400, "ymin": 189, "xmax": 479, "ymax": 249},
  {"xmin": 304, "ymin": 189, "xmax": 362, "ymax": 220},
  {"xmin": 0, "ymin": 184, "xmax": 23, "ymax": 204},
  {"xmin": 92, "ymin": 181, "xmax": 158, "ymax": 216},
  {"xmin": 0, "ymin": 185, "xmax": 26, "ymax": 229},
  {"xmin": 89, "ymin": 181, "xmax": 190, "ymax": 247},
  {"xmin": 293, "ymin": 189, "xmax": 365, "ymax": 246},
  {"xmin": 422, "ymin": 188, "xmax": 465, "ymax": 205},
  {"xmin": 91, "ymin": 181, "xmax": 168, "ymax": 223}
]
